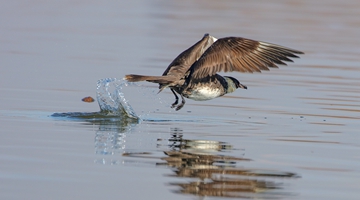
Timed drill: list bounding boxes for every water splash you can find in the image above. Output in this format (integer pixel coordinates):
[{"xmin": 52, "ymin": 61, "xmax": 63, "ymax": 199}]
[
  {"xmin": 52, "ymin": 78, "xmax": 186, "ymax": 122},
  {"xmin": 96, "ymin": 78, "xmax": 138, "ymax": 119},
  {"xmin": 52, "ymin": 78, "xmax": 139, "ymax": 121}
]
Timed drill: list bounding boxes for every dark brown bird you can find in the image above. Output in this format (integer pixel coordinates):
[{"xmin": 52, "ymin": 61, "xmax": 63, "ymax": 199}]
[{"xmin": 125, "ymin": 33, "xmax": 303, "ymax": 111}]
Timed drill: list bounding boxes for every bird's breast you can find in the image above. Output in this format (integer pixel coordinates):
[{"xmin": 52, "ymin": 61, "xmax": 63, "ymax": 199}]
[{"xmin": 185, "ymin": 87, "xmax": 223, "ymax": 101}]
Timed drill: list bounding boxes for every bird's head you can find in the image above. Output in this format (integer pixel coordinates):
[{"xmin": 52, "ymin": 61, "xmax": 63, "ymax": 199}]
[{"xmin": 224, "ymin": 76, "xmax": 247, "ymax": 93}]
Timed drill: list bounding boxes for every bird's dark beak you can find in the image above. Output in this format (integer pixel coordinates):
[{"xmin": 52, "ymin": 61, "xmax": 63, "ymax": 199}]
[{"xmin": 238, "ymin": 83, "xmax": 247, "ymax": 90}]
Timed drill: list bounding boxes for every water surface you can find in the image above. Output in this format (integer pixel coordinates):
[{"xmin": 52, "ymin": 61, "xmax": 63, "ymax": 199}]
[{"xmin": 1, "ymin": 1, "xmax": 360, "ymax": 199}]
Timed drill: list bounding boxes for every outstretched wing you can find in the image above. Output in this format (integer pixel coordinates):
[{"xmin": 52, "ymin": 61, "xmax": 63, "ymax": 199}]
[
  {"xmin": 189, "ymin": 37, "xmax": 303, "ymax": 80},
  {"xmin": 162, "ymin": 33, "xmax": 218, "ymax": 78}
]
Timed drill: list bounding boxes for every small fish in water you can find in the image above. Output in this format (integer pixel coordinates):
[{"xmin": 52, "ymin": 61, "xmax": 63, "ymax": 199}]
[
  {"xmin": 82, "ymin": 96, "xmax": 95, "ymax": 103},
  {"xmin": 125, "ymin": 33, "xmax": 303, "ymax": 111}
]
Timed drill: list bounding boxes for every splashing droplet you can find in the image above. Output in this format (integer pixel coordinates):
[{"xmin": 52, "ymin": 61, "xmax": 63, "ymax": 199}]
[{"xmin": 96, "ymin": 78, "xmax": 138, "ymax": 119}]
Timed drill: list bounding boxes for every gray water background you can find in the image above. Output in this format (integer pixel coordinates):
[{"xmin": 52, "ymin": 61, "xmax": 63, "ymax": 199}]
[{"xmin": 1, "ymin": 1, "xmax": 360, "ymax": 199}]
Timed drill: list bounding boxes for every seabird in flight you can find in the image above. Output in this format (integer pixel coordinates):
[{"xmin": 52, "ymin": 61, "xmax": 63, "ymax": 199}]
[{"xmin": 125, "ymin": 33, "xmax": 303, "ymax": 111}]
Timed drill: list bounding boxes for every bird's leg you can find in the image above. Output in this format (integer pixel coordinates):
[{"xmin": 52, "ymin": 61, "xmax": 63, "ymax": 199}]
[
  {"xmin": 170, "ymin": 89, "xmax": 179, "ymax": 108},
  {"xmin": 175, "ymin": 95, "xmax": 186, "ymax": 111}
]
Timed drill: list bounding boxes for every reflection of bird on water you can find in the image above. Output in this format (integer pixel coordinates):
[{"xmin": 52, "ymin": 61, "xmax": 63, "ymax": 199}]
[
  {"xmin": 121, "ymin": 129, "xmax": 299, "ymax": 198},
  {"xmin": 160, "ymin": 131, "xmax": 299, "ymax": 198},
  {"xmin": 125, "ymin": 33, "xmax": 303, "ymax": 110}
]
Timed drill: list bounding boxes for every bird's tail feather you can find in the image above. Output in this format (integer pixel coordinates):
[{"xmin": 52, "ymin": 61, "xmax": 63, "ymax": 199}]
[{"xmin": 124, "ymin": 74, "xmax": 175, "ymax": 84}]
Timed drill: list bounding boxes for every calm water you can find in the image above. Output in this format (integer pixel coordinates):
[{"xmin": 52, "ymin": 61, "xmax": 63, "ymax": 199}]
[{"xmin": 1, "ymin": 1, "xmax": 360, "ymax": 199}]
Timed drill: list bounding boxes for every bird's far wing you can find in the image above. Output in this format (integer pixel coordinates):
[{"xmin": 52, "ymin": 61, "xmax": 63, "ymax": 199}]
[
  {"xmin": 162, "ymin": 33, "xmax": 217, "ymax": 78},
  {"xmin": 189, "ymin": 37, "xmax": 304, "ymax": 80}
]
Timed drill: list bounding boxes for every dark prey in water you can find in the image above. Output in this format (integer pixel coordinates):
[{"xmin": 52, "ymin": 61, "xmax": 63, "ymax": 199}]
[{"xmin": 125, "ymin": 33, "xmax": 303, "ymax": 111}]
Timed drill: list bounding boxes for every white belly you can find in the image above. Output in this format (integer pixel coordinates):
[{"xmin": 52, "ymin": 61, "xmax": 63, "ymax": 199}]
[{"xmin": 187, "ymin": 87, "xmax": 222, "ymax": 101}]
